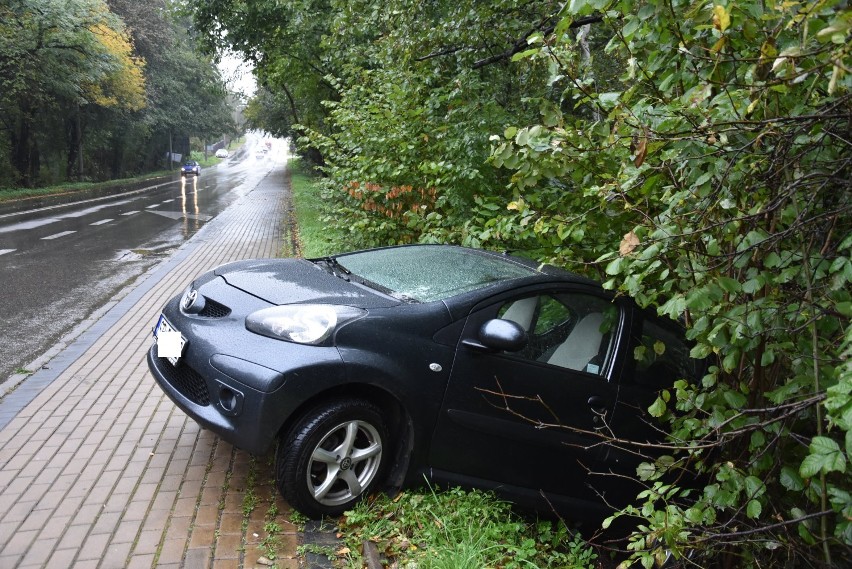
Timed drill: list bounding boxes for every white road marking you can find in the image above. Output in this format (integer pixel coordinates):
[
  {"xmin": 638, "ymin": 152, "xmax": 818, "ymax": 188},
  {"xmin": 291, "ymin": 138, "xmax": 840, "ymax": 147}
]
[
  {"xmin": 90, "ymin": 218, "xmax": 113, "ymax": 225},
  {"xmin": 146, "ymin": 204, "xmax": 160, "ymax": 208},
  {"xmin": 121, "ymin": 210, "xmax": 139, "ymax": 216},
  {"xmin": 0, "ymin": 249, "xmax": 15, "ymax": 255},
  {"xmin": 41, "ymin": 231, "xmax": 76, "ymax": 240},
  {"xmin": 161, "ymin": 199, "xmax": 174, "ymax": 203},
  {"xmin": 146, "ymin": 210, "xmax": 213, "ymax": 221},
  {"xmin": 0, "ymin": 218, "xmax": 59, "ymax": 233}
]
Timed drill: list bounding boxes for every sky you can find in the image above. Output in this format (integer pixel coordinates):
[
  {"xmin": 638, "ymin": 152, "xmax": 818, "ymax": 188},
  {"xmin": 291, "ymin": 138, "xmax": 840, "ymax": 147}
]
[{"xmin": 217, "ymin": 50, "xmax": 257, "ymax": 99}]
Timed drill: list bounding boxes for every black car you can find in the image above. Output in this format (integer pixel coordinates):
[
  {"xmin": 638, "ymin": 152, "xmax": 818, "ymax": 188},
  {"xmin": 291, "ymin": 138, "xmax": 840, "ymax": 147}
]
[
  {"xmin": 147, "ymin": 245, "xmax": 699, "ymax": 519},
  {"xmin": 180, "ymin": 161, "xmax": 200, "ymax": 176}
]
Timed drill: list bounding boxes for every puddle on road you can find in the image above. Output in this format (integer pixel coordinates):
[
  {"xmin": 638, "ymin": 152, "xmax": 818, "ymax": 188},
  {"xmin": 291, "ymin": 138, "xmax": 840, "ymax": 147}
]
[{"xmin": 114, "ymin": 246, "xmax": 176, "ymax": 261}]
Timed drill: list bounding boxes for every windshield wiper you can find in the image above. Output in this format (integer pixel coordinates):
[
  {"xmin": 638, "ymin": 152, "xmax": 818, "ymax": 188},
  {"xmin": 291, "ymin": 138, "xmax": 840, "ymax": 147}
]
[{"xmin": 315, "ymin": 257, "xmax": 351, "ymax": 281}]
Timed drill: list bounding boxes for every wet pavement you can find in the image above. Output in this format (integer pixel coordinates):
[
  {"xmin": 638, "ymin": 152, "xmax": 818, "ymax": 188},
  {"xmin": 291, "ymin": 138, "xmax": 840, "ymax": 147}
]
[
  {"xmin": 0, "ymin": 134, "xmax": 278, "ymax": 386},
  {"xmin": 0, "ymin": 156, "xmax": 313, "ymax": 568}
]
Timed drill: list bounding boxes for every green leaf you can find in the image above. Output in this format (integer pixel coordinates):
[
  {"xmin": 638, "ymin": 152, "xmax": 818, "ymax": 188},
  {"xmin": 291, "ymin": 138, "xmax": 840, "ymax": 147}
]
[
  {"xmin": 511, "ymin": 48, "xmax": 540, "ymax": 62},
  {"xmin": 637, "ymin": 462, "xmax": 657, "ymax": 481},
  {"xmin": 781, "ymin": 466, "xmax": 805, "ymax": 491},
  {"xmin": 723, "ymin": 389, "xmax": 747, "ymax": 410},
  {"xmin": 745, "ymin": 476, "xmax": 765, "ymax": 498},
  {"xmin": 747, "ymin": 499, "xmax": 762, "ymax": 519},
  {"xmin": 764, "ymin": 252, "xmax": 782, "ymax": 268},
  {"xmin": 717, "ymin": 277, "xmax": 741, "ymax": 294},
  {"xmin": 598, "ymin": 92, "xmax": 620, "ymax": 106},
  {"xmin": 800, "ymin": 436, "xmax": 847, "ymax": 477},
  {"xmin": 649, "ymin": 396, "xmax": 667, "ymax": 418},
  {"xmin": 605, "ymin": 257, "xmax": 625, "ymax": 276}
]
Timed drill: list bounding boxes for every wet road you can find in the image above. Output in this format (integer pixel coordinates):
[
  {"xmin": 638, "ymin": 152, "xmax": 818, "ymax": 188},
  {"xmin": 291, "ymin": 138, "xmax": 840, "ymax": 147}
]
[{"xmin": 0, "ymin": 132, "xmax": 284, "ymax": 385}]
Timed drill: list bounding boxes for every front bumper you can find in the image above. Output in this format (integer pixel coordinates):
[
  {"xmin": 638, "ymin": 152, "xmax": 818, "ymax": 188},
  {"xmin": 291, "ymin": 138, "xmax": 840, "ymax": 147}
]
[
  {"xmin": 148, "ymin": 345, "xmax": 286, "ymax": 454},
  {"xmin": 147, "ymin": 276, "xmax": 348, "ymax": 454}
]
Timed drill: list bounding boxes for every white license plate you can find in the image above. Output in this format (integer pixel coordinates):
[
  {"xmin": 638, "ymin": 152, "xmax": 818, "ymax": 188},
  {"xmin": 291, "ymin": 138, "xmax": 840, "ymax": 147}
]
[{"xmin": 154, "ymin": 315, "xmax": 186, "ymax": 366}]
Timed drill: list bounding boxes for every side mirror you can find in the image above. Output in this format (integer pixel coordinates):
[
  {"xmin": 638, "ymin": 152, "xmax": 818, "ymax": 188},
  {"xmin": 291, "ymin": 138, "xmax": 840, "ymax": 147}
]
[{"xmin": 463, "ymin": 318, "xmax": 528, "ymax": 352}]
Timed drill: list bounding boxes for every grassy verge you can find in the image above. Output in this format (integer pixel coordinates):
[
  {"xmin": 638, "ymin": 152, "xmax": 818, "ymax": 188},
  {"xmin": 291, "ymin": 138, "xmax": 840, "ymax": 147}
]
[
  {"xmin": 337, "ymin": 487, "xmax": 598, "ymax": 569},
  {"xmin": 0, "ymin": 170, "xmax": 173, "ymax": 203},
  {"xmin": 289, "ymin": 159, "xmax": 338, "ymax": 257}
]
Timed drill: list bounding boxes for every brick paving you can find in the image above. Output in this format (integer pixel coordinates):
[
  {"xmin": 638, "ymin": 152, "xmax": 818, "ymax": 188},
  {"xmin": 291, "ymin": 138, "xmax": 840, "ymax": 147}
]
[{"xmin": 0, "ymin": 165, "xmax": 302, "ymax": 568}]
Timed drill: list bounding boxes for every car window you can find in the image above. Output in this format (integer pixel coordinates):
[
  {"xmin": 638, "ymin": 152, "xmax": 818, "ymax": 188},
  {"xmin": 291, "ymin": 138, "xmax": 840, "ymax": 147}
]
[
  {"xmin": 631, "ymin": 317, "xmax": 699, "ymax": 389},
  {"xmin": 533, "ymin": 295, "xmax": 573, "ymax": 335},
  {"xmin": 498, "ymin": 293, "xmax": 617, "ymax": 376},
  {"xmin": 334, "ymin": 245, "xmax": 539, "ymax": 302}
]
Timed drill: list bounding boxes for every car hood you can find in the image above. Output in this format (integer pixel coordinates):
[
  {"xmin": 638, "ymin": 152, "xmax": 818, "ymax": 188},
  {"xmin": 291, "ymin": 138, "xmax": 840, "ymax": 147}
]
[{"xmin": 214, "ymin": 259, "xmax": 400, "ymax": 309}]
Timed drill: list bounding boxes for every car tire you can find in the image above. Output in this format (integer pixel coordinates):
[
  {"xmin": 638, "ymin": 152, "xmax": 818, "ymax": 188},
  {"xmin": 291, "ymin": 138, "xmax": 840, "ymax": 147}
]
[{"xmin": 276, "ymin": 399, "xmax": 387, "ymax": 518}]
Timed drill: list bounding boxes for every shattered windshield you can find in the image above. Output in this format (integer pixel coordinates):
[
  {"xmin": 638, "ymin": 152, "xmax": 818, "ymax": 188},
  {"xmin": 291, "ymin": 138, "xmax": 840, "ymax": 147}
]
[{"xmin": 333, "ymin": 245, "xmax": 539, "ymax": 302}]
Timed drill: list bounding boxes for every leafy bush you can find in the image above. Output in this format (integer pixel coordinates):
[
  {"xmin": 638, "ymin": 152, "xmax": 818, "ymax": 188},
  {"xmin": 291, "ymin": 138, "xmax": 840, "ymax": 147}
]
[{"xmin": 490, "ymin": 1, "xmax": 851, "ymax": 566}]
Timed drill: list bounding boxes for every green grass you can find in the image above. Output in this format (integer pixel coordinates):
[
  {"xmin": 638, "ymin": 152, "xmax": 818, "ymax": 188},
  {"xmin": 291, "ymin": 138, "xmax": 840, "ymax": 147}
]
[
  {"xmin": 289, "ymin": 159, "xmax": 339, "ymax": 258},
  {"xmin": 336, "ymin": 486, "xmax": 598, "ymax": 569},
  {"xmin": 0, "ymin": 170, "xmax": 173, "ymax": 203}
]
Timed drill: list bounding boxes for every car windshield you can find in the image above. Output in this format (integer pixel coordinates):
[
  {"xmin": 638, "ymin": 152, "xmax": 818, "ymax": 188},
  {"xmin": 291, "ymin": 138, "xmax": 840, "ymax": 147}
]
[{"xmin": 333, "ymin": 246, "xmax": 539, "ymax": 302}]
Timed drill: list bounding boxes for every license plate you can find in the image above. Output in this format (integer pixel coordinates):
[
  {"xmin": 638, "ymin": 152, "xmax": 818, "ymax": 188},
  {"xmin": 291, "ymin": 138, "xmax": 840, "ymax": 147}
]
[{"xmin": 154, "ymin": 315, "xmax": 186, "ymax": 366}]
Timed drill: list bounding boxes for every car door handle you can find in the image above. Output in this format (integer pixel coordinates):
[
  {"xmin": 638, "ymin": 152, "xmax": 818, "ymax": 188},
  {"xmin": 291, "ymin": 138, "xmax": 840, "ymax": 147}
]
[{"xmin": 587, "ymin": 396, "xmax": 608, "ymax": 412}]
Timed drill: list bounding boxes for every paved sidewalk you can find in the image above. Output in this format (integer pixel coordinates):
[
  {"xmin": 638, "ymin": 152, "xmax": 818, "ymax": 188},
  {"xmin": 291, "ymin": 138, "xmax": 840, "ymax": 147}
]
[{"xmin": 0, "ymin": 164, "xmax": 301, "ymax": 568}]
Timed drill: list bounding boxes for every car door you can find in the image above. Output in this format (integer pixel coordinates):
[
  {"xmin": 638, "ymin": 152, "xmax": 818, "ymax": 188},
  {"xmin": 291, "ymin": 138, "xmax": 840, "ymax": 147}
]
[
  {"xmin": 608, "ymin": 310, "xmax": 705, "ymax": 466},
  {"xmin": 428, "ymin": 285, "xmax": 629, "ymax": 511}
]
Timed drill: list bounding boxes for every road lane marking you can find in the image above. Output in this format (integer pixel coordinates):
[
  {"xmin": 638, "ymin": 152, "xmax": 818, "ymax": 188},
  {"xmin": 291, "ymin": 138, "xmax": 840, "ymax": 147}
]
[
  {"xmin": 90, "ymin": 219, "xmax": 113, "ymax": 226},
  {"xmin": 0, "ymin": 249, "xmax": 15, "ymax": 255},
  {"xmin": 146, "ymin": 204, "xmax": 160, "ymax": 208},
  {"xmin": 146, "ymin": 210, "xmax": 213, "ymax": 222},
  {"xmin": 121, "ymin": 210, "xmax": 139, "ymax": 216},
  {"xmin": 41, "ymin": 231, "xmax": 76, "ymax": 240},
  {"xmin": 161, "ymin": 199, "xmax": 174, "ymax": 203},
  {"xmin": 0, "ymin": 218, "xmax": 60, "ymax": 233},
  {"xmin": 60, "ymin": 200, "xmax": 133, "ymax": 218}
]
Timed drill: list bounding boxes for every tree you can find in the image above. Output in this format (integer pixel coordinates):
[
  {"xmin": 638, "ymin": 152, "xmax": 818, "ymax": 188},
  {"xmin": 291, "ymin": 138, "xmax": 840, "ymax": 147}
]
[
  {"xmin": 0, "ymin": 0, "xmax": 237, "ymax": 188},
  {"xmin": 107, "ymin": 0, "xmax": 236, "ymax": 175},
  {"xmin": 0, "ymin": 0, "xmax": 144, "ymax": 186}
]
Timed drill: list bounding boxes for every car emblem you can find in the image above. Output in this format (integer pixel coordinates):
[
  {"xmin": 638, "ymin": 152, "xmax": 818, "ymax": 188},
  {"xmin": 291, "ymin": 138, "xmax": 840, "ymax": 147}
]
[
  {"xmin": 182, "ymin": 289, "xmax": 198, "ymax": 310},
  {"xmin": 340, "ymin": 457, "xmax": 353, "ymax": 470}
]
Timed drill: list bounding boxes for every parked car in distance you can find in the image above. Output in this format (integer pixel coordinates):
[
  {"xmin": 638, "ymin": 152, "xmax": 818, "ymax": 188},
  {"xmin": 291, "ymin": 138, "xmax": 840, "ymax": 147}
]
[
  {"xmin": 215, "ymin": 148, "xmax": 229, "ymax": 158},
  {"xmin": 180, "ymin": 161, "xmax": 200, "ymax": 176},
  {"xmin": 147, "ymin": 245, "xmax": 700, "ymax": 519}
]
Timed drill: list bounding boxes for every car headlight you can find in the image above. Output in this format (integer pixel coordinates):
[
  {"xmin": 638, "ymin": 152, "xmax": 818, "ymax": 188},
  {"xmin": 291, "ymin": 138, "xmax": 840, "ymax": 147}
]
[{"xmin": 245, "ymin": 304, "xmax": 365, "ymax": 344}]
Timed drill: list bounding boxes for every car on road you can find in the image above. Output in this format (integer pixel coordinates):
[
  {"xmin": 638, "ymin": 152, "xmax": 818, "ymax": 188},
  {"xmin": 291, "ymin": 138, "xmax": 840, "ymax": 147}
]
[
  {"xmin": 215, "ymin": 148, "xmax": 229, "ymax": 158},
  {"xmin": 180, "ymin": 161, "xmax": 200, "ymax": 176},
  {"xmin": 147, "ymin": 245, "xmax": 700, "ymax": 518}
]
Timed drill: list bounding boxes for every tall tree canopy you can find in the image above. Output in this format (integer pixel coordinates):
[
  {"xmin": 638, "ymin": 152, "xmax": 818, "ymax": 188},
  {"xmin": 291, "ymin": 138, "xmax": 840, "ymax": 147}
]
[
  {"xmin": 0, "ymin": 0, "xmax": 236, "ymax": 188},
  {"xmin": 190, "ymin": 1, "xmax": 851, "ymax": 566}
]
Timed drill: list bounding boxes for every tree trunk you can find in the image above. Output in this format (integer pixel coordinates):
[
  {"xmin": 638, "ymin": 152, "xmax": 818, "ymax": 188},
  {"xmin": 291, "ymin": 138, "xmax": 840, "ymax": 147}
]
[
  {"xmin": 11, "ymin": 102, "xmax": 37, "ymax": 187},
  {"xmin": 66, "ymin": 108, "xmax": 84, "ymax": 180}
]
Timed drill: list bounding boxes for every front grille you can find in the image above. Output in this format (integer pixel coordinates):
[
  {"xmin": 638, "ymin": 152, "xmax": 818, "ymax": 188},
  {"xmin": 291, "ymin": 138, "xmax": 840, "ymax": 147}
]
[
  {"xmin": 198, "ymin": 298, "xmax": 231, "ymax": 318},
  {"xmin": 157, "ymin": 358, "xmax": 210, "ymax": 406}
]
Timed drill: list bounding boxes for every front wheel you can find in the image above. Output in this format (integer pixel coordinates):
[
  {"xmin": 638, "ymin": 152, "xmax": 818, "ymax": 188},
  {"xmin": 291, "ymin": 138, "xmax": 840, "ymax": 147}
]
[{"xmin": 276, "ymin": 399, "xmax": 388, "ymax": 518}]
